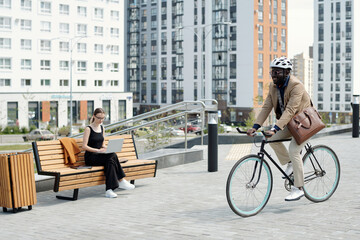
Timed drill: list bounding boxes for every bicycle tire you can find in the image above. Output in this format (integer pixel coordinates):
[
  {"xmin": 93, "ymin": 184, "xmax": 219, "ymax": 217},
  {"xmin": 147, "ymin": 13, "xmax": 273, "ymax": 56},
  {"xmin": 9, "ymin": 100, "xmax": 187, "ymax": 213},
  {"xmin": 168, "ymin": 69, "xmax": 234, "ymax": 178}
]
[
  {"xmin": 302, "ymin": 145, "xmax": 340, "ymax": 202},
  {"xmin": 226, "ymin": 155, "xmax": 273, "ymax": 217}
]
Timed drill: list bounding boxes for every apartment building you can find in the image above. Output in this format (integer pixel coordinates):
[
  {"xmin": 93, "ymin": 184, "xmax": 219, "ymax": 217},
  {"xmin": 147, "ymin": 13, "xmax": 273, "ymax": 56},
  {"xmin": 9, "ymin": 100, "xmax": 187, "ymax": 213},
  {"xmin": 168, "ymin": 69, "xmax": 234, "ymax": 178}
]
[
  {"xmin": 126, "ymin": 0, "xmax": 288, "ymax": 123},
  {"xmin": 292, "ymin": 49, "xmax": 314, "ymax": 99},
  {"xmin": 0, "ymin": 0, "xmax": 132, "ymax": 130},
  {"xmin": 313, "ymin": 0, "xmax": 360, "ymax": 123}
]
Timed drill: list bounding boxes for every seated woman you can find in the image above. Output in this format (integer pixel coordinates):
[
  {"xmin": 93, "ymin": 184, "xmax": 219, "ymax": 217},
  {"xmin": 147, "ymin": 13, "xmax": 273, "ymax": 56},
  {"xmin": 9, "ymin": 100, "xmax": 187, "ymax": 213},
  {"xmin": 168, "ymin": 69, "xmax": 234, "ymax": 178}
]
[{"xmin": 82, "ymin": 108, "xmax": 135, "ymax": 198}]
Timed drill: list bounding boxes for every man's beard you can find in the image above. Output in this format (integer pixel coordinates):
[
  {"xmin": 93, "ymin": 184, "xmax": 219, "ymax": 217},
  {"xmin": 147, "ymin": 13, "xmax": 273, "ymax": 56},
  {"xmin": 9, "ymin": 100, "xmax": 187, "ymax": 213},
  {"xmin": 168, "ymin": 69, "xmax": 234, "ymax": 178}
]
[{"xmin": 272, "ymin": 76, "xmax": 286, "ymax": 87}]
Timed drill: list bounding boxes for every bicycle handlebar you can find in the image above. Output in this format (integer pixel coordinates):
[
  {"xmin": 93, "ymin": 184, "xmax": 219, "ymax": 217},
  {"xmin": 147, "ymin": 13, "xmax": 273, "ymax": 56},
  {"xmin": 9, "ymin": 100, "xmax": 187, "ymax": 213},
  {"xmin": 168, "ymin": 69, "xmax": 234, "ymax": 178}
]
[{"xmin": 236, "ymin": 127, "xmax": 272, "ymax": 137}]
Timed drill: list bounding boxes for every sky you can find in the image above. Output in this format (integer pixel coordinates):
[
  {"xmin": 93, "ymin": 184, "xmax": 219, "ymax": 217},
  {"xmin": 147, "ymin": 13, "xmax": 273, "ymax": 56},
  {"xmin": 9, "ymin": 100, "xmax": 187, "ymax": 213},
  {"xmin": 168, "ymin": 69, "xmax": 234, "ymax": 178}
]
[{"xmin": 288, "ymin": 0, "xmax": 314, "ymax": 58}]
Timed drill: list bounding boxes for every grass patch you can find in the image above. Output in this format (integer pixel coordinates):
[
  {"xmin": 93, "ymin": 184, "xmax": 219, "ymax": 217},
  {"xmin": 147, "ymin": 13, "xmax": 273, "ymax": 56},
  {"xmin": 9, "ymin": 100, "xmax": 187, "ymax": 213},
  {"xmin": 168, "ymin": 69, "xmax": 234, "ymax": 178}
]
[{"xmin": 0, "ymin": 144, "xmax": 32, "ymax": 151}]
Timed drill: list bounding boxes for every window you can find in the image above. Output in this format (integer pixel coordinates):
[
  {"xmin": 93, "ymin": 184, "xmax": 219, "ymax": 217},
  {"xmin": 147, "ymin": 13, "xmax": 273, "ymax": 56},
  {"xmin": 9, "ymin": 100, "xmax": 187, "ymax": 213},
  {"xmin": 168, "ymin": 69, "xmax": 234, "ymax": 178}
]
[
  {"xmin": 77, "ymin": 61, "xmax": 87, "ymax": 71},
  {"xmin": 59, "ymin": 23, "xmax": 69, "ymax": 34},
  {"xmin": 111, "ymin": 28, "xmax": 119, "ymax": 38},
  {"xmin": 0, "ymin": 78, "xmax": 11, "ymax": 86},
  {"xmin": 94, "ymin": 62, "xmax": 103, "ymax": 71},
  {"xmin": 41, "ymin": 79, "xmax": 50, "ymax": 86},
  {"xmin": 40, "ymin": 1, "xmax": 51, "ymax": 14},
  {"xmin": 40, "ymin": 40, "xmax": 51, "ymax": 51},
  {"xmin": 77, "ymin": 6, "xmax": 87, "ymax": 17},
  {"xmin": 21, "ymin": 39, "xmax": 31, "ymax": 50},
  {"xmin": 118, "ymin": 100, "xmax": 126, "ymax": 120},
  {"xmin": 77, "ymin": 43, "xmax": 86, "ymax": 53},
  {"xmin": 0, "ymin": 58, "xmax": 11, "ymax": 69},
  {"xmin": 59, "ymin": 61, "xmax": 69, "ymax": 71},
  {"xmin": 0, "ymin": 38, "xmax": 11, "ymax": 49},
  {"xmin": 21, "ymin": 0, "xmax": 32, "ymax": 11},
  {"xmin": 346, "ymin": 1, "xmax": 352, "ymax": 19},
  {"xmin": 257, "ymin": 82, "xmax": 263, "ymax": 104},
  {"xmin": 77, "ymin": 24, "xmax": 87, "ymax": 35},
  {"xmin": 0, "ymin": 0, "xmax": 10, "ymax": 8},
  {"xmin": 94, "ymin": 44, "xmax": 103, "ymax": 54},
  {"xmin": 59, "ymin": 79, "xmax": 68, "ymax": 86},
  {"xmin": 7, "ymin": 102, "xmax": 17, "ymax": 126},
  {"xmin": 110, "ymin": 45, "xmax": 119, "ymax": 55},
  {"xmin": 94, "ymin": 8, "xmax": 104, "ymax": 19},
  {"xmin": 59, "ymin": 4, "xmax": 69, "ymax": 15},
  {"xmin": 40, "ymin": 60, "xmax": 51, "ymax": 70},
  {"xmin": 102, "ymin": 100, "xmax": 111, "ymax": 124},
  {"xmin": 258, "ymin": 39, "xmax": 263, "ymax": 50},
  {"xmin": 110, "ymin": 80, "xmax": 119, "ymax": 86},
  {"xmin": 111, "ymin": 10, "xmax": 119, "ymax": 20},
  {"xmin": 95, "ymin": 80, "xmax": 103, "ymax": 86},
  {"xmin": 110, "ymin": 63, "xmax": 119, "ymax": 72},
  {"xmin": 59, "ymin": 42, "xmax": 69, "ymax": 52},
  {"xmin": 21, "ymin": 19, "xmax": 31, "ymax": 30},
  {"xmin": 40, "ymin": 21, "xmax": 51, "ymax": 32},
  {"xmin": 21, "ymin": 59, "xmax": 31, "ymax": 70},
  {"xmin": 94, "ymin": 26, "xmax": 103, "ymax": 36},
  {"xmin": 21, "ymin": 78, "xmax": 31, "ymax": 86},
  {"xmin": 77, "ymin": 79, "xmax": 86, "ymax": 86},
  {"xmin": 0, "ymin": 17, "xmax": 11, "ymax": 29}
]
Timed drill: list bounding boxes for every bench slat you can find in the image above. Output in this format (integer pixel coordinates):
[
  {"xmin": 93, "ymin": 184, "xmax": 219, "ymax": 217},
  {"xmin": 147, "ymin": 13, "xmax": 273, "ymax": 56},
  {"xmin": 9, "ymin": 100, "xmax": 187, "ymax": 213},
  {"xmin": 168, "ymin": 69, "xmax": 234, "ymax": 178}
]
[{"xmin": 34, "ymin": 134, "xmax": 157, "ymax": 195}]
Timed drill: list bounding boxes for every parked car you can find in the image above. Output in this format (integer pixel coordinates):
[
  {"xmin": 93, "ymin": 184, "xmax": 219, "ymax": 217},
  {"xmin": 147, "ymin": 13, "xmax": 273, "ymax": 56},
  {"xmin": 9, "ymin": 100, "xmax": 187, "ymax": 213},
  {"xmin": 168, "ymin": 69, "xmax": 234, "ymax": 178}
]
[
  {"xmin": 220, "ymin": 124, "xmax": 232, "ymax": 133},
  {"xmin": 180, "ymin": 124, "xmax": 201, "ymax": 134},
  {"xmin": 23, "ymin": 129, "xmax": 55, "ymax": 141},
  {"xmin": 168, "ymin": 127, "xmax": 185, "ymax": 136}
]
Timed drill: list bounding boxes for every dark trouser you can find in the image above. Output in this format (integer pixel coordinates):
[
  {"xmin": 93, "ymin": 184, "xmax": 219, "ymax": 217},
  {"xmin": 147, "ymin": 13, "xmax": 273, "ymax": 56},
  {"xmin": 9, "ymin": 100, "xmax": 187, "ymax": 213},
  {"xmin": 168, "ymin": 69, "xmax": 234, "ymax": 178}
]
[{"xmin": 85, "ymin": 152, "xmax": 126, "ymax": 190}]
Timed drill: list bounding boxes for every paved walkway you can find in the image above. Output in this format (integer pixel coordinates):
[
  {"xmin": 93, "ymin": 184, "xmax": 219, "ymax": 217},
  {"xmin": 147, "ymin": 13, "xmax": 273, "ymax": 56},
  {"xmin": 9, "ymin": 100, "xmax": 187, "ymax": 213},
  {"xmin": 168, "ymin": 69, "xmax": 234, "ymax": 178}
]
[{"xmin": 1, "ymin": 133, "xmax": 359, "ymax": 239}]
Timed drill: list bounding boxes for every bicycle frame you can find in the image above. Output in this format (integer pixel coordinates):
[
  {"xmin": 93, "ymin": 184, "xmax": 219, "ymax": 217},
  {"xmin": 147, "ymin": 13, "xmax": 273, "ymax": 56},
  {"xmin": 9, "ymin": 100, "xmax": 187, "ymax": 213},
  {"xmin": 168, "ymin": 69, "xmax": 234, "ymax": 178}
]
[{"xmin": 252, "ymin": 137, "xmax": 294, "ymax": 187}]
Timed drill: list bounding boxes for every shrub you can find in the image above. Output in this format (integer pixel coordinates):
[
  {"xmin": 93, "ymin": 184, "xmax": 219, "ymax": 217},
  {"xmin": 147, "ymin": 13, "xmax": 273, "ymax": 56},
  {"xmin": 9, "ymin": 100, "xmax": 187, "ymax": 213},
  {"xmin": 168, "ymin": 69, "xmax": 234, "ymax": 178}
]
[
  {"xmin": 58, "ymin": 126, "xmax": 70, "ymax": 136},
  {"xmin": 21, "ymin": 127, "xmax": 29, "ymax": 134}
]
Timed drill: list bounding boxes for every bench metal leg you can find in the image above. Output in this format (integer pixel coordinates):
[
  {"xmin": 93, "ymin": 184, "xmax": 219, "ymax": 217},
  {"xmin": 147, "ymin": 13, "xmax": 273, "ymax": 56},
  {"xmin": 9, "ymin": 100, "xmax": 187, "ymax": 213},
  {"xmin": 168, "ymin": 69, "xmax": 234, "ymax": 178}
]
[
  {"xmin": 56, "ymin": 189, "xmax": 79, "ymax": 201},
  {"xmin": 130, "ymin": 180, "xmax": 135, "ymax": 184}
]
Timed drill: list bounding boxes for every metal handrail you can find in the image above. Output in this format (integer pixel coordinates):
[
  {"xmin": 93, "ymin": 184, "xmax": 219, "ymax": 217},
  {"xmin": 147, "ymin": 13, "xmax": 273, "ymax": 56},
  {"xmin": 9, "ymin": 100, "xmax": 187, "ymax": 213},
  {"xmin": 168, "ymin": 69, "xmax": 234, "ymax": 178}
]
[{"xmin": 21, "ymin": 100, "xmax": 218, "ymax": 153}]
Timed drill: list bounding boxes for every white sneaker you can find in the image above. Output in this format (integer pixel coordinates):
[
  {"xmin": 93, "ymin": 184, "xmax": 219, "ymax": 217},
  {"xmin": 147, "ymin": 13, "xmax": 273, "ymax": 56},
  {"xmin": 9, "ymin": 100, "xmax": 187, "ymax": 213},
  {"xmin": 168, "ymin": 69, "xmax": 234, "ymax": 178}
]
[
  {"xmin": 118, "ymin": 179, "xmax": 135, "ymax": 190},
  {"xmin": 285, "ymin": 187, "xmax": 304, "ymax": 201},
  {"xmin": 282, "ymin": 162, "xmax": 293, "ymax": 179},
  {"xmin": 105, "ymin": 189, "xmax": 117, "ymax": 198}
]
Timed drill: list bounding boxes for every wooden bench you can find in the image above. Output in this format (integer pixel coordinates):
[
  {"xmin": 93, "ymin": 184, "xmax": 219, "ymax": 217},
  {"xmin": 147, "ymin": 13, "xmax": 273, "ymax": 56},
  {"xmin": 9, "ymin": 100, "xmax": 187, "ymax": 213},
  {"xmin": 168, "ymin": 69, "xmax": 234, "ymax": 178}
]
[{"xmin": 32, "ymin": 134, "xmax": 157, "ymax": 200}]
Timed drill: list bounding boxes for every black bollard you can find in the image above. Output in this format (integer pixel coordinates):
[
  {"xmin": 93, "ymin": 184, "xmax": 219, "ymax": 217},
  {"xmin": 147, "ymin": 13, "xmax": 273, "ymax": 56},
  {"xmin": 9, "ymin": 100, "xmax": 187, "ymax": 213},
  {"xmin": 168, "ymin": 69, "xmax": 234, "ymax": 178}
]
[
  {"xmin": 208, "ymin": 111, "xmax": 218, "ymax": 172},
  {"xmin": 352, "ymin": 95, "xmax": 359, "ymax": 138}
]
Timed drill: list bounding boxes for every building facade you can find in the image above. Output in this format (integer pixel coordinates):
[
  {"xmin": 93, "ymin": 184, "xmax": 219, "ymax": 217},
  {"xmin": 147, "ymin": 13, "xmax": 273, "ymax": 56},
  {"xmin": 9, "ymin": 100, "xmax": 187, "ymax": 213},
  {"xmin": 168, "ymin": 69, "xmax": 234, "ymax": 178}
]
[
  {"xmin": 126, "ymin": 0, "xmax": 288, "ymax": 124},
  {"xmin": 292, "ymin": 49, "xmax": 314, "ymax": 100},
  {"xmin": 313, "ymin": 0, "xmax": 360, "ymax": 123},
  {"xmin": 0, "ymin": 0, "xmax": 132, "ymax": 130}
]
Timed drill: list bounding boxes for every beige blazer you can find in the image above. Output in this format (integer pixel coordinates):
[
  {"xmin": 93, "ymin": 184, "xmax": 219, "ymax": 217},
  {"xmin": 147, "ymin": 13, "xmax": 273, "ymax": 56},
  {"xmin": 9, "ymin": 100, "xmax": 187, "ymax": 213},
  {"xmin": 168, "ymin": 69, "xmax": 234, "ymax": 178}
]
[{"xmin": 255, "ymin": 75, "xmax": 311, "ymax": 130}]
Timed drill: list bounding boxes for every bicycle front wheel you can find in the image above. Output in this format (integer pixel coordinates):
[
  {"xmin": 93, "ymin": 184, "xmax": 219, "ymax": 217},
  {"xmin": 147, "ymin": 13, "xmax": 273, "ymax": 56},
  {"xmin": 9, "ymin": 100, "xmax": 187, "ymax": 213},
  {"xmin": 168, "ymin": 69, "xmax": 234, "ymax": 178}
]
[
  {"xmin": 303, "ymin": 145, "xmax": 340, "ymax": 202},
  {"xmin": 226, "ymin": 155, "xmax": 273, "ymax": 217}
]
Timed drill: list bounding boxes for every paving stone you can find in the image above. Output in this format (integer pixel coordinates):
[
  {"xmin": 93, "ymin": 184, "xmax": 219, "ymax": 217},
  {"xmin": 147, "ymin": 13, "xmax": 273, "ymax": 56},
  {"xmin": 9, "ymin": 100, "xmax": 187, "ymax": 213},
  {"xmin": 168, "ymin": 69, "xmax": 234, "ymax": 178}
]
[{"xmin": 0, "ymin": 133, "xmax": 359, "ymax": 239}]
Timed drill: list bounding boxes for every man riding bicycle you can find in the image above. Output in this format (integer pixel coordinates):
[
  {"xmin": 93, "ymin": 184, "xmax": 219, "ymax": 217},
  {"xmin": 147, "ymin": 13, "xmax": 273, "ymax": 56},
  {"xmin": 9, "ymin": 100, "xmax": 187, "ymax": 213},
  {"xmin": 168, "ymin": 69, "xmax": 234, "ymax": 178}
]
[{"xmin": 247, "ymin": 57, "xmax": 311, "ymax": 201}]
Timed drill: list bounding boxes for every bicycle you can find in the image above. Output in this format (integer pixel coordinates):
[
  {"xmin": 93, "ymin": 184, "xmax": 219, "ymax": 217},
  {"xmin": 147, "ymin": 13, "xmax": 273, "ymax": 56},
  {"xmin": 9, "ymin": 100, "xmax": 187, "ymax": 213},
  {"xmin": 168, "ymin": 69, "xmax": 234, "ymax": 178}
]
[{"xmin": 226, "ymin": 128, "xmax": 341, "ymax": 217}]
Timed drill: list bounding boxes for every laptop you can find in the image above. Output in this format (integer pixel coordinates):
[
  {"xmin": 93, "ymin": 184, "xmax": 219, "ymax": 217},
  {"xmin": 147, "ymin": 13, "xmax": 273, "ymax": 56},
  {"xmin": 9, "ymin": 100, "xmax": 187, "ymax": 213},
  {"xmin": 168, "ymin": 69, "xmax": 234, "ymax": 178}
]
[{"xmin": 99, "ymin": 138, "xmax": 124, "ymax": 154}]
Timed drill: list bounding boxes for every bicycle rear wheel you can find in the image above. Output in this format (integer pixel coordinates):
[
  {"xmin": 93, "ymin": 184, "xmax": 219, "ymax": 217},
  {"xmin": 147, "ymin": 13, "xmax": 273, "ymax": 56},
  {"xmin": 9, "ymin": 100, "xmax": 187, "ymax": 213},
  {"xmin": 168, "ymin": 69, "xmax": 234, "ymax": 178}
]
[
  {"xmin": 303, "ymin": 145, "xmax": 340, "ymax": 202},
  {"xmin": 226, "ymin": 155, "xmax": 273, "ymax": 217}
]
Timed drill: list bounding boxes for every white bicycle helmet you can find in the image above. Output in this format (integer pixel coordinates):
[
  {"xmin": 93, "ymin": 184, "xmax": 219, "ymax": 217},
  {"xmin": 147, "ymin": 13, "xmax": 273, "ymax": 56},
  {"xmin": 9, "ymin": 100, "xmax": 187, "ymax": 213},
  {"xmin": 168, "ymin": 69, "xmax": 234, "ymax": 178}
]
[{"xmin": 270, "ymin": 57, "xmax": 293, "ymax": 70}]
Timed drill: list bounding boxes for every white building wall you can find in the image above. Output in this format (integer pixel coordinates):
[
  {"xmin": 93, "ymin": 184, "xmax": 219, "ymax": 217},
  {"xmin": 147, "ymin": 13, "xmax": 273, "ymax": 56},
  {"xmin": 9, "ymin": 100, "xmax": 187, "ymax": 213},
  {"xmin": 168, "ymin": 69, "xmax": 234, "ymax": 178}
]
[
  {"xmin": 313, "ymin": 0, "xmax": 355, "ymax": 113},
  {"xmin": 0, "ymin": 0, "xmax": 131, "ymax": 129},
  {"xmin": 353, "ymin": 0, "xmax": 360, "ymax": 95},
  {"xmin": 236, "ymin": 0, "xmax": 254, "ymax": 108}
]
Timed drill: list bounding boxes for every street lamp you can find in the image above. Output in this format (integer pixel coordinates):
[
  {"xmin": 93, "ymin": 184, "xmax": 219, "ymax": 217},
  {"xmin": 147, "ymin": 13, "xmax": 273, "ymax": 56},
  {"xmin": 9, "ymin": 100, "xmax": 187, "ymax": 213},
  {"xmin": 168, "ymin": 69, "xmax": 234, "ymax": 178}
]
[
  {"xmin": 176, "ymin": 21, "xmax": 231, "ymax": 100},
  {"xmin": 51, "ymin": 35, "xmax": 90, "ymax": 136},
  {"xmin": 68, "ymin": 35, "xmax": 90, "ymax": 136}
]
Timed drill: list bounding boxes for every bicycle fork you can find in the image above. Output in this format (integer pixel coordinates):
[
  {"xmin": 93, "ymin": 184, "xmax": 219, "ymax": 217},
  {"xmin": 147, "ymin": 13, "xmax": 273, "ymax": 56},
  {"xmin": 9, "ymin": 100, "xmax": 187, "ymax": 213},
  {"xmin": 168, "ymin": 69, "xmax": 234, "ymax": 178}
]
[
  {"xmin": 304, "ymin": 143, "xmax": 326, "ymax": 182},
  {"xmin": 247, "ymin": 141, "xmax": 267, "ymax": 189}
]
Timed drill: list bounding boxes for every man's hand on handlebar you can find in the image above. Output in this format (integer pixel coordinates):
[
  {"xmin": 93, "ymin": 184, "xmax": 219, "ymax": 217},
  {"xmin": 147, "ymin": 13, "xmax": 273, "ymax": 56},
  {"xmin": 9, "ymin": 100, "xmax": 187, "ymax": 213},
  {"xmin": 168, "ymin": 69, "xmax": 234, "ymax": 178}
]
[
  {"xmin": 246, "ymin": 128, "xmax": 257, "ymax": 137},
  {"xmin": 264, "ymin": 130, "xmax": 276, "ymax": 138}
]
